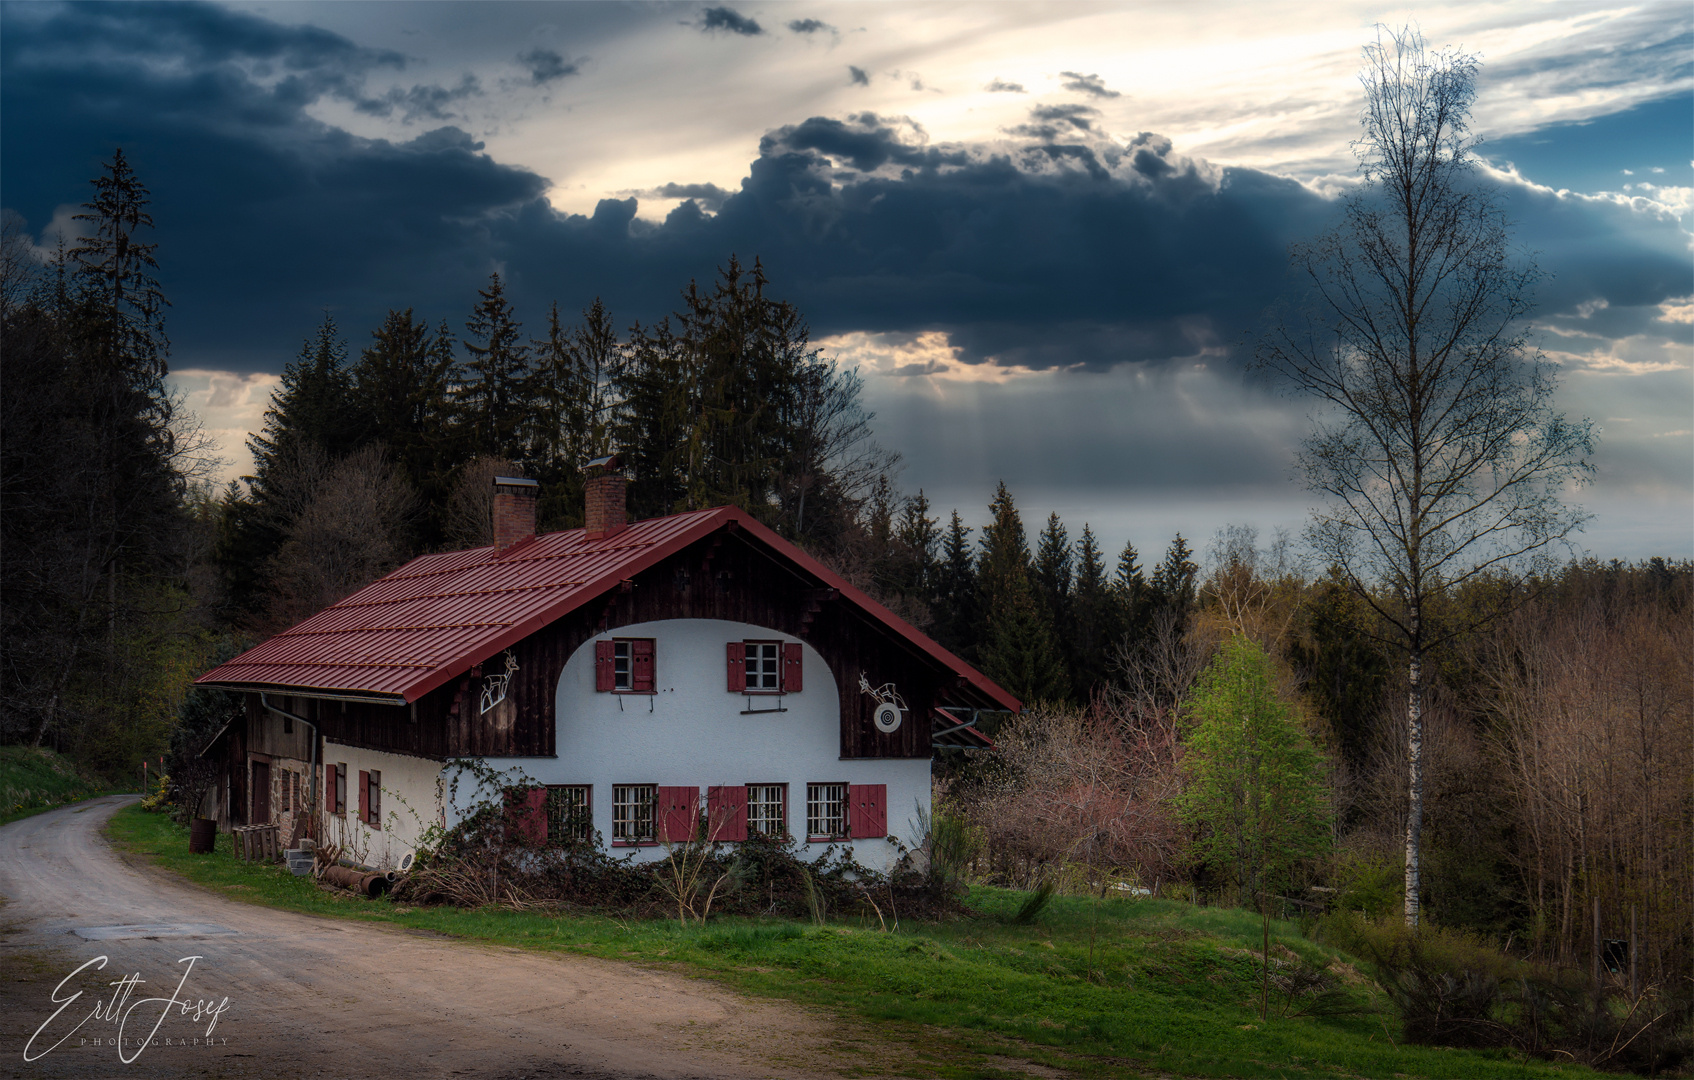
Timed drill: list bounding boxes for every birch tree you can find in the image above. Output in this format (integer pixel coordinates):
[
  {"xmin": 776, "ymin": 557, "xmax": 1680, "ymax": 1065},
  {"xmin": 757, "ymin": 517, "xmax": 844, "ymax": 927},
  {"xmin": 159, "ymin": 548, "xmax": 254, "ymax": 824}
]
[{"xmin": 1255, "ymin": 27, "xmax": 1594, "ymax": 925}]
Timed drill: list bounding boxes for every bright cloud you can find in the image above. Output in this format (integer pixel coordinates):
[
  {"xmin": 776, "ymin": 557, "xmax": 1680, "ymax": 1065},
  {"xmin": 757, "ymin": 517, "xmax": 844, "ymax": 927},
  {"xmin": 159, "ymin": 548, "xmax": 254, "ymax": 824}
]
[{"xmin": 168, "ymin": 369, "xmax": 280, "ymax": 483}]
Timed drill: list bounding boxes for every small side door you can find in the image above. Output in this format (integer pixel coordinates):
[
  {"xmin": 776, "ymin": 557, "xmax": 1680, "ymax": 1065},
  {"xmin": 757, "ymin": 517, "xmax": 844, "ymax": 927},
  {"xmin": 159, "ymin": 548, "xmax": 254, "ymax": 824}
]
[{"xmin": 251, "ymin": 760, "xmax": 271, "ymax": 824}]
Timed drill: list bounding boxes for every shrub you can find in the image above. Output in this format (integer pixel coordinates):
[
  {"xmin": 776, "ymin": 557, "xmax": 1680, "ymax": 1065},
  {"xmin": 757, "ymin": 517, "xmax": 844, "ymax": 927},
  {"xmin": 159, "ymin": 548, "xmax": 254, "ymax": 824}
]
[
  {"xmin": 1321, "ymin": 912, "xmax": 1691, "ymax": 1074},
  {"xmin": 950, "ymin": 699, "xmax": 1182, "ymax": 890},
  {"xmin": 389, "ymin": 761, "xmax": 965, "ymax": 923}
]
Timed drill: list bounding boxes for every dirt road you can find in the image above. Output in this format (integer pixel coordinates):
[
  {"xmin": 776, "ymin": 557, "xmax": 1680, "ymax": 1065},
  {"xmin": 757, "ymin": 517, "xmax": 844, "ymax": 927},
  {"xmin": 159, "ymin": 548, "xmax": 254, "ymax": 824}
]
[{"xmin": 0, "ymin": 797, "xmax": 851, "ymax": 1079}]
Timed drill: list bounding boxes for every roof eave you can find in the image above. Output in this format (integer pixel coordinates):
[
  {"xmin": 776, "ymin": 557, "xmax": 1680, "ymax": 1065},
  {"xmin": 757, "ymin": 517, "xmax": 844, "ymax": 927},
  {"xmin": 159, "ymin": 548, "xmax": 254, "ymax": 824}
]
[{"xmin": 195, "ymin": 680, "xmax": 409, "ymax": 707}]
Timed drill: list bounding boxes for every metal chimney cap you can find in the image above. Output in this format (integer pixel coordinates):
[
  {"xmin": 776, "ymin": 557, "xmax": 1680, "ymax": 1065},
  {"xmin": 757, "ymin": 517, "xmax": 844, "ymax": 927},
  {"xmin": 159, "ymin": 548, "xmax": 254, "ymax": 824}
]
[
  {"xmin": 586, "ymin": 454, "xmax": 622, "ymax": 471},
  {"xmin": 493, "ymin": 476, "xmax": 539, "ymax": 488}
]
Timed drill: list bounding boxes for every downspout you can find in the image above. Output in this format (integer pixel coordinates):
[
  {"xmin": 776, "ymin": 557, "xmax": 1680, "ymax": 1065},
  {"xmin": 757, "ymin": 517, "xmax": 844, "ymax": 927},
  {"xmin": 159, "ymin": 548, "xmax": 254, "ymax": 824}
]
[{"xmin": 261, "ymin": 693, "xmax": 318, "ymax": 824}]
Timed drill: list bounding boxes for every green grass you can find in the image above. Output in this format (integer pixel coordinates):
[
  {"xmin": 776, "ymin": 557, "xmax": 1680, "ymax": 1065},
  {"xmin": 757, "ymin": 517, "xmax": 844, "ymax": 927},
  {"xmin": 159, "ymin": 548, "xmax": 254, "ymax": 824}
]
[
  {"xmin": 0, "ymin": 745, "xmax": 128, "ymax": 825},
  {"xmin": 105, "ymin": 804, "xmax": 1604, "ymax": 1079}
]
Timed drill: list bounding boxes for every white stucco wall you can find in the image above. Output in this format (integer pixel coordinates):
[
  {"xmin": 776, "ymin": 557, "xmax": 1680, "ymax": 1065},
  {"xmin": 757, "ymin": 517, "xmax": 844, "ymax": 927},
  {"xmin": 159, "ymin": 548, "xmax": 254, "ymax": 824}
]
[
  {"xmin": 481, "ymin": 618, "xmax": 931, "ymax": 872},
  {"xmin": 320, "ymin": 741, "xmax": 444, "ymax": 870}
]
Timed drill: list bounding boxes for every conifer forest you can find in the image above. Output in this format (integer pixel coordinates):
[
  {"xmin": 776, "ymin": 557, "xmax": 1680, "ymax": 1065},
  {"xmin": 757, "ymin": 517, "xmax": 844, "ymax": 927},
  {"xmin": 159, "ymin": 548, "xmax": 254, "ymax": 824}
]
[{"xmin": 3, "ymin": 143, "xmax": 1689, "ymax": 997}]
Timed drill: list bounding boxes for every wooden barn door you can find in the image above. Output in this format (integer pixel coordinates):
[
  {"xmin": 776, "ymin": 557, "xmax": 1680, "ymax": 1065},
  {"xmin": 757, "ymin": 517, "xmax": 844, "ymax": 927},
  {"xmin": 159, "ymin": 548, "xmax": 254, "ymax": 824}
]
[{"xmin": 251, "ymin": 761, "xmax": 271, "ymax": 824}]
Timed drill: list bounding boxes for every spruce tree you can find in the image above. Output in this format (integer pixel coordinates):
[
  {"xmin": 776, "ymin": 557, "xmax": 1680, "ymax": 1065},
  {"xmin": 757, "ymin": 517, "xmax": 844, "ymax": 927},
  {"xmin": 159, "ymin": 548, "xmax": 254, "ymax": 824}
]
[
  {"xmin": 864, "ymin": 474, "xmax": 898, "ymax": 590},
  {"xmin": 69, "ymin": 147, "xmax": 169, "ymax": 388},
  {"xmin": 978, "ymin": 574, "xmax": 1068, "ymax": 707},
  {"xmin": 1068, "ymin": 525, "xmax": 1118, "ymax": 701},
  {"xmin": 977, "ymin": 482, "xmax": 1066, "ymax": 704},
  {"xmin": 1151, "ymin": 533, "xmax": 1199, "ymax": 632},
  {"xmin": 614, "ymin": 316, "xmax": 690, "ymax": 519},
  {"xmin": 460, "ymin": 272, "xmax": 531, "ymax": 462},
  {"xmin": 353, "ymin": 308, "xmax": 456, "ymax": 545},
  {"xmin": 1034, "ymin": 512, "xmax": 1073, "ymax": 633},
  {"xmin": 1113, "ymin": 539, "xmax": 1152, "ymax": 652},
  {"xmin": 892, "ymin": 489, "xmax": 939, "ymax": 600},
  {"xmin": 249, "ymin": 313, "xmax": 360, "ymax": 495},
  {"xmin": 930, "ymin": 510, "xmax": 979, "ymax": 659}
]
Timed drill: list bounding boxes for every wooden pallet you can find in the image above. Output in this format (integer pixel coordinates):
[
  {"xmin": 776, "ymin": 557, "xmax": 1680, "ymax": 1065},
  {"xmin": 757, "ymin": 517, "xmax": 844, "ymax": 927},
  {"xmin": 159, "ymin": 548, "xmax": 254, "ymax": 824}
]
[{"xmin": 232, "ymin": 823, "xmax": 280, "ymax": 862}]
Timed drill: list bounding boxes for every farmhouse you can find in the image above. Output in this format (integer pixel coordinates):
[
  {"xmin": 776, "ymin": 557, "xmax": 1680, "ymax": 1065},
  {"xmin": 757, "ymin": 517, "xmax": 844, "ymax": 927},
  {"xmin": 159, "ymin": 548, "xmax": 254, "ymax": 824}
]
[{"xmin": 194, "ymin": 461, "xmax": 1017, "ymax": 870}]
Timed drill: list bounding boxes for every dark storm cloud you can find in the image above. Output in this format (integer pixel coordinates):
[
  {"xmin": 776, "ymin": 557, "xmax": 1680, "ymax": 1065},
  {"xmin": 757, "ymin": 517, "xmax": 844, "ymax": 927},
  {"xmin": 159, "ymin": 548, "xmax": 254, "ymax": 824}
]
[
  {"xmin": 642, "ymin": 181, "xmax": 734, "ymax": 210},
  {"xmin": 1007, "ymin": 102, "xmax": 1099, "ymax": 139},
  {"xmin": 357, "ymin": 73, "xmax": 482, "ymax": 122},
  {"xmin": 985, "ymin": 78, "xmax": 1026, "ymax": 93},
  {"xmin": 3, "ymin": 2, "xmax": 1686, "ymax": 383},
  {"xmin": 761, "ymin": 113, "xmax": 970, "ymax": 172},
  {"xmin": 788, "ymin": 18, "xmax": 834, "ymax": 35},
  {"xmin": 848, "ymin": 65, "xmax": 870, "ymax": 86},
  {"xmin": 518, "ymin": 48, "xmax": 578, "ymax": 85},
  {"xmin": 699, "ymin": 7, "xmax": 762, "ymax": 36},
  {"xmin": 1060, "ymin": 71, "xmax": 1120, "ymax": 99}
]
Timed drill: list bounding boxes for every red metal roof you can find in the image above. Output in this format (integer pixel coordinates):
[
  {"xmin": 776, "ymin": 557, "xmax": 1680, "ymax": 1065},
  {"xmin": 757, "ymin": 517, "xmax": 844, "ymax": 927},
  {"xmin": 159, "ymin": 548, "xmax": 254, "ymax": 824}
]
[{"xmin": 196, "ymin": 506, "xmax": 1021, "ymax": 713}]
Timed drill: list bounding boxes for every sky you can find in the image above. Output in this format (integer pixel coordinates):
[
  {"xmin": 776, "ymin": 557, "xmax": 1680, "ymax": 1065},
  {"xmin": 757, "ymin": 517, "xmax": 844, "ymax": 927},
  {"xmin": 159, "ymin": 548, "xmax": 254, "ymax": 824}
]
[{"xmin": 3, "ymin": 0, "xmax": 1690, "ymax": 565}]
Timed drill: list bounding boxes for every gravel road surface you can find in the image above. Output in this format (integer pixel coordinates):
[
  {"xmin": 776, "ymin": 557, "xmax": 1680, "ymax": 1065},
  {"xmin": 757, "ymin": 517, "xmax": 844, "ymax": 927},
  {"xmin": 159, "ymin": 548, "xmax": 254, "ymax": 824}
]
[{"xmin": 0, "ymin": 797, "xmax": 851, "ymax": 1079}]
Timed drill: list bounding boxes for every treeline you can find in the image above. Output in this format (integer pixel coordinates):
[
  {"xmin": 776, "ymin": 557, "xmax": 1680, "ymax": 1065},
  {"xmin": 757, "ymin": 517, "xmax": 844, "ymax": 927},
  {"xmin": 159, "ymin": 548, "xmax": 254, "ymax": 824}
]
[
  {"xmin": 218, "ymin": 258, "xmax": 890, "ymax": 630},
  {"xmin": 206, "ymin": 237, "xmax": 1201, "ymax": 716},
  {"xmin": 0, "ymin": 154, "xmax": 219, "ymax": 777},
  {"xmin": 947, "ymin": 541, "xmax": 1693, "ymax": 989}
]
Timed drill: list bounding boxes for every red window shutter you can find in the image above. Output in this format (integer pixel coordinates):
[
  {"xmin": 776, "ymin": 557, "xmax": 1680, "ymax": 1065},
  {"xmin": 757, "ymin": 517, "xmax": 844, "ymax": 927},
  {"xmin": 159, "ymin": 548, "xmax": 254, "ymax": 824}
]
[
  {"xmin": 849, "ymin": 784, "xmax": 887, "ymax": 839},
  {"xmin": 706, "ymin": 785, "xmax": 748, "ymax": 842},
  {"xmin": 631, "ymin": 638, "xmax": 655, "ymax": 692},
  {"xmin": 782, "ymin": 642, "xmax": 803, "ymax": 693},
  {"xmin": 726, "ymin": 642, "xmax": 745, "ymax": 692},
  {"xmin": 656, "ymin": 786, "xmax": 699, "ymax": 843},
  {"xmin": 594, "ymin": 640, "xmax": 615, "ymax": 691},
  {"xmin": 511, "ymin": 787, "xmax": 547, "ymax": 844},
  {"xmin": 324, "ymin": 765, "xmax": 335, "ymax": 814},
  {"xmin": 358, "ymin": 770, "xmax": 370, "ymax": 824}
]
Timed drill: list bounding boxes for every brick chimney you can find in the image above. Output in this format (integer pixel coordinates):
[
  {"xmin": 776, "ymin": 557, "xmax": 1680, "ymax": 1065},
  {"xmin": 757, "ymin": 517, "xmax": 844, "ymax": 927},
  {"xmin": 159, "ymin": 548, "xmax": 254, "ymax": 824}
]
[
  {"xmin": 584, "ymin": 454, "xmax": 627, "ymax": 540},
  {"xmin": 491, "ymin": 476, "xmax": 539, "ymax": 551}
]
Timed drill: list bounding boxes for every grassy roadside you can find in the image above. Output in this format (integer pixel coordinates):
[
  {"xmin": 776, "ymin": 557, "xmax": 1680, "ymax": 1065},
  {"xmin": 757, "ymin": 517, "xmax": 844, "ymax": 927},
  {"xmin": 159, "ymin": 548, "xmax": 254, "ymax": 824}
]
[
  {"xmin": 106, "ymin": 805, "xmax": 1602, "ymax": 1080},
  {"xmin": 0, "ymin": 746, "xmax": 131, "ymax": 826}
]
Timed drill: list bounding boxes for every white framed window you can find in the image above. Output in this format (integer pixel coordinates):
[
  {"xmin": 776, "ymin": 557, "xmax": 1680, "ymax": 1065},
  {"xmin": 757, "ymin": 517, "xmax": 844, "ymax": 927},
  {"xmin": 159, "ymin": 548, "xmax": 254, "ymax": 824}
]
[
  {"xmin": 744, "ymin": 641, "xmax": 781, "ymax": 692},
  {"xmin": 612, "ymin": 784, "xmax": 656, "ymax": 844},
  {"xmin": 546, "ymin": 785, "xmax": 593, "ymax": 842},
  {"xmin": 747, "ymin": 784, "xmax": 786, "ymax": 838},
  {"xmin": 807, "ymin": 783, "xmax": 848, "ymax": 841},
  {"xmin": 597, "ymin": 638, "xmax": 655, "ymax": 693}
]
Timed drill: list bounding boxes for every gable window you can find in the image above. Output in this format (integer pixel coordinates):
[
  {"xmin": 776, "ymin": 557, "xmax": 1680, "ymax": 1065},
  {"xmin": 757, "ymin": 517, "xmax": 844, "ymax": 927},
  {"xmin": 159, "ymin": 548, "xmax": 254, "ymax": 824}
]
[
  {"xmin": 745, "ymin": 642, "xmax": 781, "ymax": 691},
  {"xmin": 746, "ymin": 784, "xmax": 786, "ymax": 838},
  {"xmin": 596, "ymin": 639, "xmax": 655, "ymax": 693},
  {"xmin": 806, "ymin": 783, "xmax": 848, "ymax": 841},
  {"xmin": 726, "ymin": 641, "xmax": 803, "ymax": 694},
  {"xmin": 612, "ymin": 784, "xmax": 656, "ymax": 844},
  {"xmin": 546, "ymin": 785, "xmax": 593, "ymax": 842}
]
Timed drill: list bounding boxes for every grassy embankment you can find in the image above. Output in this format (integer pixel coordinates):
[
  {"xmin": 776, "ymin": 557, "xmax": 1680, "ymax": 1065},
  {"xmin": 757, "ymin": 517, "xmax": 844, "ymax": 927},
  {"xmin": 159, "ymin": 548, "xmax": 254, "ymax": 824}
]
[
  {"xmin": 0, "ymin": 746, "xmax": 128, "ymax": 825},
  {"xmin": 106, "ymin": 804, "xmax": 1604, "ymax": 1080}
]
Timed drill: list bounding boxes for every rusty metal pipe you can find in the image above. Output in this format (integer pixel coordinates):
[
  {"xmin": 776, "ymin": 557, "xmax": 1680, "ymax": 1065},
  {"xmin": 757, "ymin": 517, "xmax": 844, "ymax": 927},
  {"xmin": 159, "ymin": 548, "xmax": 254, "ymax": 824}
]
[
  {"xmin": 321, "ymin": 865, "xmax": 365, "ymax": 891},
  {"xmin": 357, "ymin": 871, "xmax": 392, "ymax": 898}
]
